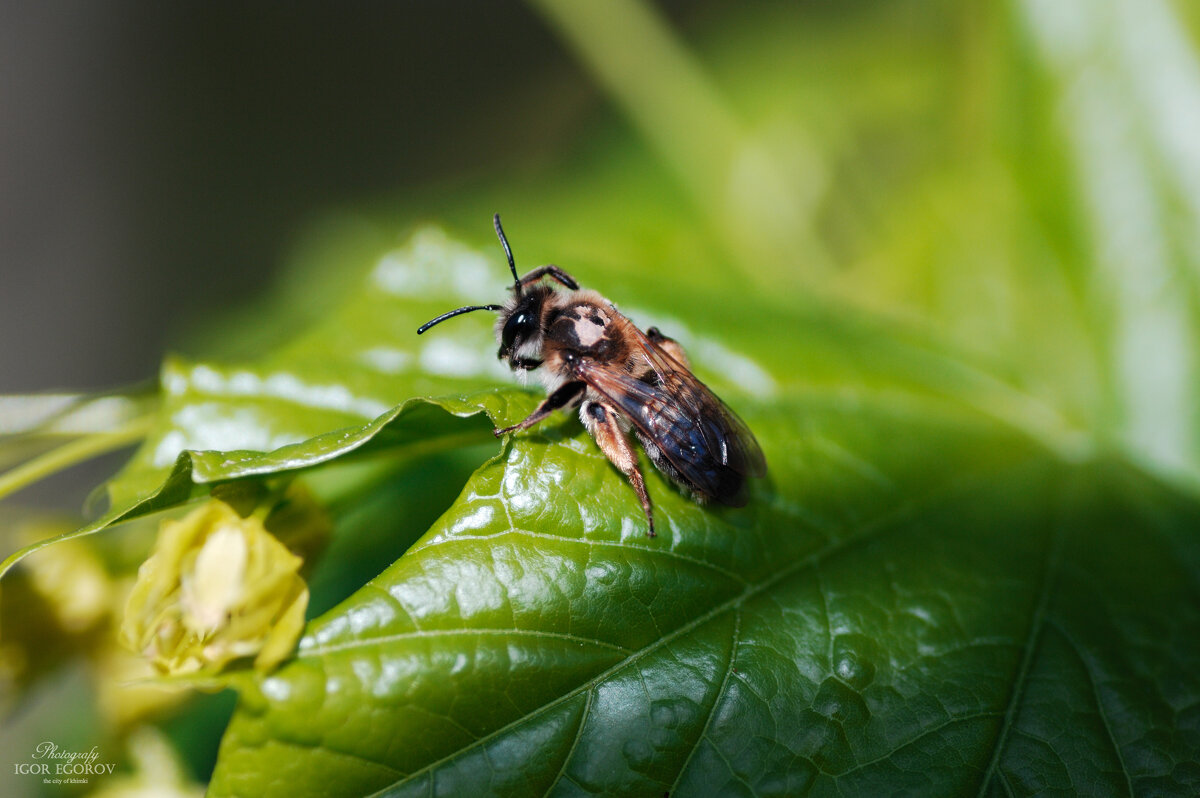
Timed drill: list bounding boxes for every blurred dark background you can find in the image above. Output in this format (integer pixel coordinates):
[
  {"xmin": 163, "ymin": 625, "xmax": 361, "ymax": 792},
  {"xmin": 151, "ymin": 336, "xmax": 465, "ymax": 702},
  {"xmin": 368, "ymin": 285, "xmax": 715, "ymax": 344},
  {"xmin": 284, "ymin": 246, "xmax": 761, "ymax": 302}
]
[{"xmin": 1, "ymin": 1, "xmax": 700, "ymax": 392}]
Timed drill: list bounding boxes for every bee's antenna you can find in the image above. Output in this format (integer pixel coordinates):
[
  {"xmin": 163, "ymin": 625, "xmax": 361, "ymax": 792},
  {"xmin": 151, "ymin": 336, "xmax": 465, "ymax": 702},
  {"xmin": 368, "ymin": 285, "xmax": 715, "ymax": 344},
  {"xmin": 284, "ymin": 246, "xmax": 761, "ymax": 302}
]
[
  {"xmin": 417, "ymin": 304, "xmax": 503, "ymax": 334},
  {"xmin": 494, "ymin": 213, "xmax": 521, "ymax": 295}
]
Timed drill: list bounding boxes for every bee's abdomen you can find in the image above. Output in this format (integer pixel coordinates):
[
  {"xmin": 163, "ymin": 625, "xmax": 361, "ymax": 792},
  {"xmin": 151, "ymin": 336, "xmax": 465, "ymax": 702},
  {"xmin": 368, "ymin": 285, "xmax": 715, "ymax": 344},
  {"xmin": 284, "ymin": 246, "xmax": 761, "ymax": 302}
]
[{"xmin": 635, "ymin": 413, "xmax": 746, "ymax": 504}]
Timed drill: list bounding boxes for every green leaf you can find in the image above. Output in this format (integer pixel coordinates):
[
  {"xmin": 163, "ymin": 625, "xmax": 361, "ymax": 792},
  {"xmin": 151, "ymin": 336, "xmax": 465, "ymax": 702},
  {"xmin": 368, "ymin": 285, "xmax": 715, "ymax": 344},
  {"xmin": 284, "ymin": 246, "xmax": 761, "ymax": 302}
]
[
  {"xmin": 201, "ymin": 288, "xmax": 1200, "ymax": 796},
  {"xmin": 105, "ymin": 225, "xmax": 528, "ymax": 510},
  {"xmin": 0, "ymin": 228, "xmax": 528, "ymax": 579},
  {"xmin": 6, "ymin": 216, "xmax": 1194, "ymax": 794},
  {"xmin": 0, "ymin": 393, "xmax": 506, "ymax": 581}
]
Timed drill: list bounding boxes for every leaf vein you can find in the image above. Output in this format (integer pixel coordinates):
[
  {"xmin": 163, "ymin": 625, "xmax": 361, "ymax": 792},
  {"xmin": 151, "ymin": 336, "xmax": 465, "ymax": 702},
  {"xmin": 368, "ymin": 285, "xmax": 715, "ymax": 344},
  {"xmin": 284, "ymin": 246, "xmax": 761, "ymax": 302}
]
[
  {"xmin": 254, "ymin": 736, "xmax": 406, "ymax": 779},
  {"xmin": 668, "ymin": 608, "xmax": 741, "ymax": 794},
  {"xmin": 1044, "ymin": 619, "xmax": 1136, "ymax": 796},
  {"xmin": 833, "ymin": 710, "xmax": 1004, "ymax": 778},
  {"xmin": 385, "ymin": 462, "xmax": 1010, "ymax": 791},
  {"xmin": 298, "ymin": 627, "xmax": 633, "ymax": 659},
  {"xmin": 541, "ymin": 689, "xmax": 593, "ymax": 798},
  {"xmin": 974, "ymin": 482, "xmax": 1070, "ymax": 797},
  {"xmin": 427, "ymin": 528, "xmax": 748, "ymax": 586}
]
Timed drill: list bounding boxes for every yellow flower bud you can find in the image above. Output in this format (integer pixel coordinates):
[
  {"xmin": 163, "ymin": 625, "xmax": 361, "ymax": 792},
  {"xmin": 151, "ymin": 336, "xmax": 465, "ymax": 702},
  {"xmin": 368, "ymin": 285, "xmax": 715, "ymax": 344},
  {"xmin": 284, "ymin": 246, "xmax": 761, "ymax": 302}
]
[
  {"xmin": 10, "ymin": 514, "xmax": 112, "ymax": 634},
  {"xmin": 120, "ymin": 499, "xmax": 308, "ymax": 675},
  {"xmin": 25, "ymin": 537, "xmax": 112, "ymax": 633}
]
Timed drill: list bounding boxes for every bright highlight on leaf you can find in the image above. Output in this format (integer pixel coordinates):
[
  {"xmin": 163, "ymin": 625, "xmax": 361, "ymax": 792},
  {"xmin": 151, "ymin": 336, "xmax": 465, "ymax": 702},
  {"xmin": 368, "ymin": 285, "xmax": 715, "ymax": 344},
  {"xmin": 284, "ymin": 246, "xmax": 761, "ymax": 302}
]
[{"xmin": 120, "ymin": 499, "xmax": 309, "ymax": 675}]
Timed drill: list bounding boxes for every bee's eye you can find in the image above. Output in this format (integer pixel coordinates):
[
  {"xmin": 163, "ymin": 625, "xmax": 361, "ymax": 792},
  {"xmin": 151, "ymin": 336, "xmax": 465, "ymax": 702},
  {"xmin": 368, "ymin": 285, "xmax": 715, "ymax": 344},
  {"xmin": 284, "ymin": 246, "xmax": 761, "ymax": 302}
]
[{"xmin": 501, "ymin": 311, "xmax": 537, "ymax": 352}]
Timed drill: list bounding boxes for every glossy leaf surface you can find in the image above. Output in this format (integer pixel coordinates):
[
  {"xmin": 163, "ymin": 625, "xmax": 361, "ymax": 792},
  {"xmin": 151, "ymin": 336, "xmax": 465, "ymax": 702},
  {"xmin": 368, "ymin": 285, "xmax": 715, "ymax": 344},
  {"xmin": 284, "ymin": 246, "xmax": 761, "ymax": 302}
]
[
  {"xmin": 0, "ymin": 229, "xmax": 518, "ymax": 578},
  {"xmin": 184, "ymin": 231, "xmax": 1200, "ymax": 796}
]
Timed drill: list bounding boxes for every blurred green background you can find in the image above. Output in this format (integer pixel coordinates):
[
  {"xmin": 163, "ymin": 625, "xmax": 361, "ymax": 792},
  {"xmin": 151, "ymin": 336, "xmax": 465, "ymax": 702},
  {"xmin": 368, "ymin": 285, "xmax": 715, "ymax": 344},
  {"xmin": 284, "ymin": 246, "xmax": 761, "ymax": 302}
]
[
  {"xmin": 5, "ymin": 0, "xmax": 1200, "ymax": 488},
  {"xmin": 3, "ymin": 0, "xmax": 1200, "ymax": 795}
]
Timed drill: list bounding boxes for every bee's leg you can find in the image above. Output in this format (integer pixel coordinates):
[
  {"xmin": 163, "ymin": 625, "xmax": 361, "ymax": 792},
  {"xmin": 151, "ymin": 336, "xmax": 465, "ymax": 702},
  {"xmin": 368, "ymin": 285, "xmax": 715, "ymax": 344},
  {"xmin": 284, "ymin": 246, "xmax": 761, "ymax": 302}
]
[
  {"xmin": 646, "ymin": 327, "xmax": 690, "ymax": 368},
  {"xmin": 582, "ymin": 401, "xmax": 655, "ymax": 537},
  {"xmin": 518, "ymin": 265, "xmax": 579, "ymax": 291},
  {"xmin": 493, "ymin": 381, "xmax": 586, "ymax": 436}
]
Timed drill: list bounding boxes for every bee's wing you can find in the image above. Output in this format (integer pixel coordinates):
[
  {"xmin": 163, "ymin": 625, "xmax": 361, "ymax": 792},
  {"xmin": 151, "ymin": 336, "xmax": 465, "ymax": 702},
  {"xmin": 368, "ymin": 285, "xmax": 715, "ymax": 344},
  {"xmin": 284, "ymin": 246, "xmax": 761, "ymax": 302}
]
[
  {"xmin": 635, "ymin": 327, "xmax": 767, "ymax": 481},
  {"xmin": 574, "ymin": 328, "xmax": 765, "ymax": 504}
]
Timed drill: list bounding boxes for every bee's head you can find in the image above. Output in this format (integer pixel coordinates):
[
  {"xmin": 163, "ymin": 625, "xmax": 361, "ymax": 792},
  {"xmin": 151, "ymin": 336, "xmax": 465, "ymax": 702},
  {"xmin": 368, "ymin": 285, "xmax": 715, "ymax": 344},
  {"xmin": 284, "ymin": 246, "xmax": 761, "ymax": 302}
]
[
  {"xmin": 496, "ymin": 288, "xmax": 547, "ymax": 364},
  {"xmin": 415, "ymin": 213, "xmax": 529, "ymax": 347}
]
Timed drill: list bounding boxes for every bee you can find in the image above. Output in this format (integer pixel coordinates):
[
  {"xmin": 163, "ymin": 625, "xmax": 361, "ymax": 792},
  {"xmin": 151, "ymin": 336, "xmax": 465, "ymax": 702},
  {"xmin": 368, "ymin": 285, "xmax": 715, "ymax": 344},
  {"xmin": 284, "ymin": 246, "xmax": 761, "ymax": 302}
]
[{"xmin": 417, "ymin": 214, "xmax": 766, "ymax": 537}]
